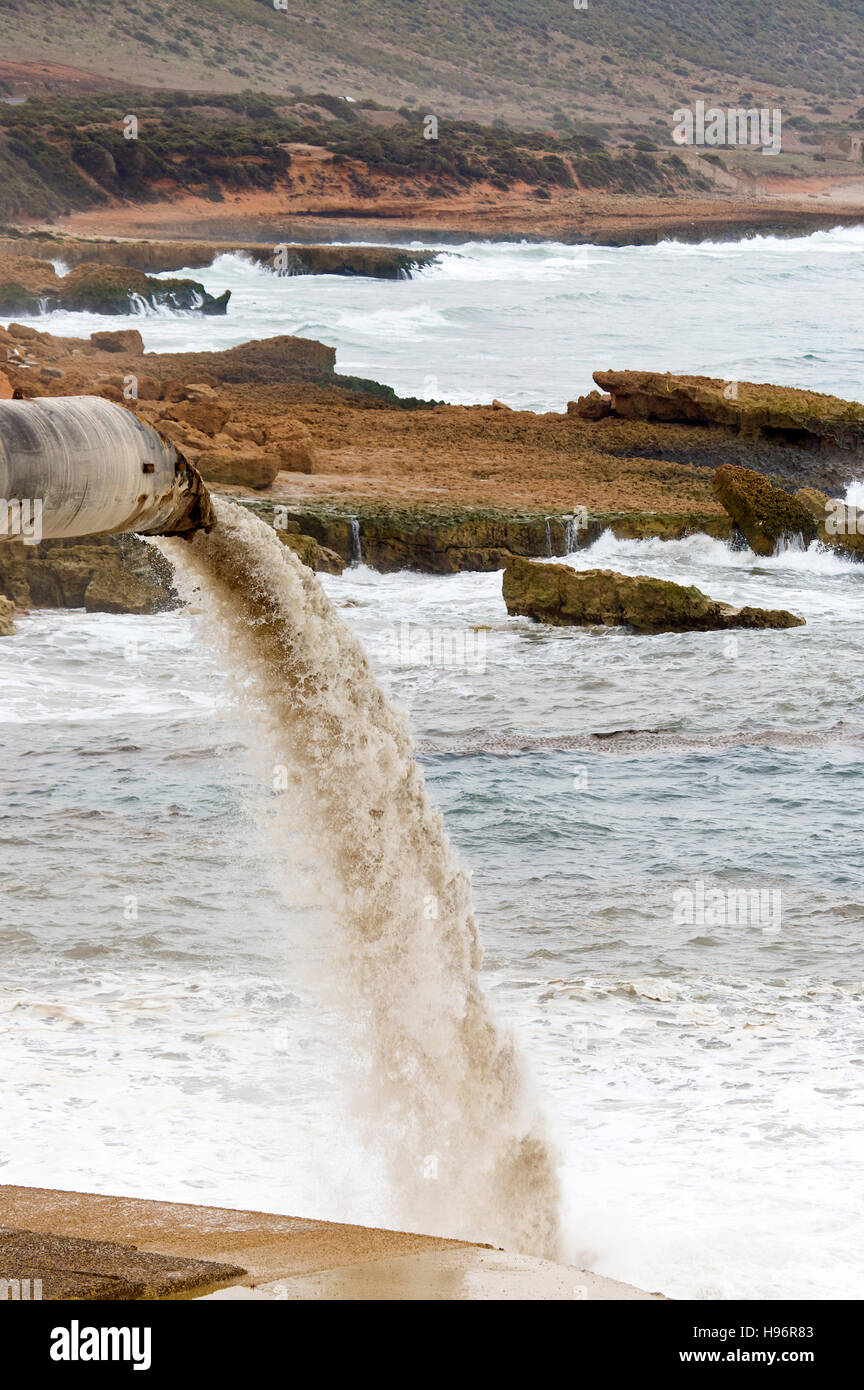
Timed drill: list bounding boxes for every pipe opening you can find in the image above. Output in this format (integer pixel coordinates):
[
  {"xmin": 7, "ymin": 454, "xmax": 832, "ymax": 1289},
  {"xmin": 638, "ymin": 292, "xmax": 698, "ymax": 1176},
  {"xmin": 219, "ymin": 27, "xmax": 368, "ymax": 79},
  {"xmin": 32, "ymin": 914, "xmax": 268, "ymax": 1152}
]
[{"xmin": 0, "ymin": 395, "xmax": 216, "ymax": 543}]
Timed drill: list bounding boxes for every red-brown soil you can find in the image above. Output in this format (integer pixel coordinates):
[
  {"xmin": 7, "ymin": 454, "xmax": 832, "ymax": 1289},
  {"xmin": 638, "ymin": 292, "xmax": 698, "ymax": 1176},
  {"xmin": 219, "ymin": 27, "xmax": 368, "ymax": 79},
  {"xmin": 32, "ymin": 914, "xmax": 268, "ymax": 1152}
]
[{"xmin": 47, "ymin": 173, "xmax": 864, "ymax": 247}]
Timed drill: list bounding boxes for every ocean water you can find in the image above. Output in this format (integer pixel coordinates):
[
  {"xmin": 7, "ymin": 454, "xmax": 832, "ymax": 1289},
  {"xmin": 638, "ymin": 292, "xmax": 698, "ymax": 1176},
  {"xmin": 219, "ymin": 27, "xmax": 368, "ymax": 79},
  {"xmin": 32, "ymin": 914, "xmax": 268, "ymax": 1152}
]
[
  {"xmin": 2, "ymin": 232, "xmax": 864, "ymax": 1297},
  {"xmin": 27, "ymin": 225, "xmax": 864, "ymax": 409}
]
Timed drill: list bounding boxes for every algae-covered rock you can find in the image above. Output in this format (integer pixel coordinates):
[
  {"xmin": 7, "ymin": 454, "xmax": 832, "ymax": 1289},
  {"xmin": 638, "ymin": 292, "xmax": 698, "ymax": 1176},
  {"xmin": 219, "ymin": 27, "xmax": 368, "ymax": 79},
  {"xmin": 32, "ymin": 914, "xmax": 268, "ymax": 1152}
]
[
  {"xmin": 240, "ymin": 501, "xmax": 731, "ymax": 575},
  {"xmin": 794, "ymin": 486, "xmax": 864, "ymax": 559},
  {"xmin": 712, "ymin": 464, "xmax": 818, "ymax": 556},
  {"xmin": 0, "ymin": 254, "xmax": 60, "ymax": 314},
  {"xmin": 593, "ymin": 370, "xmax": 864, "ymax": 454},
  {"xmin": 59, "ymin": 264, "xmax": 230, "ymax": 315},
  {"xmin": 276, "ymin": 530, "xmax": 345, "ymax": 574},
  {"xmin": 0, "ymin": 595, "xmax": 15, "ymax": 636},
  {"xmin": 0, "ymin": 235, "xmax": 438, "ymax": 280},
  {"xmin": 0, "ymin": 253, "xmax": 230, "ymax": 316},
  {"xmin": 0, "ymin": 282, "xmax": 46, "ymax": 316},
  {"xmin": 502, "ymin": 557, "xmax": 804, "ymax": 634}
]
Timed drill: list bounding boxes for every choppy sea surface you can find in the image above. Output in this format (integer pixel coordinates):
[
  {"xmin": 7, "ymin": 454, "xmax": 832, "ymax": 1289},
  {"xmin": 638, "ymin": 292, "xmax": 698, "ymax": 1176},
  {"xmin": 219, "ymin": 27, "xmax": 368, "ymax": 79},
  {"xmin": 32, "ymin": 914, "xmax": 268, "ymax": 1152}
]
[
  {"xmin": 24, "ymin": 224, "xmax": 864, "ymax": 409},
  {"xmin": 2, "ymin": 232, "xmax": 864, "ymax": 1297}
]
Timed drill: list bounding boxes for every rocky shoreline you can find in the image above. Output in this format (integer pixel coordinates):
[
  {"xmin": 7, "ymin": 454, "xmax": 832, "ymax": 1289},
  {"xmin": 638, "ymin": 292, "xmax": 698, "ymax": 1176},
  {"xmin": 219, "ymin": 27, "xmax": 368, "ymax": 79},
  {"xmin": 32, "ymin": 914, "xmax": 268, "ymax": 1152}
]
[
  {"xmin": 0, "ymin": 234, "xmax": 437, "ymax": 280},
  {"xmin": 0, "ymin": 238, "xmax": 438, "ymax": 317},
  {"xmin": 0, "ymin": 531, "xmax": 179, "ymax": 621},
  {"xmin": 1, "ymin": 314, "xmax": 862, "ymax": 617},
  {"xmin": 240, "ymin": 498, "xmax": 733, "ymax": 573},
  {"xmin": 0, "ymin": 253, "xmax": 231, "ymax": 317}
]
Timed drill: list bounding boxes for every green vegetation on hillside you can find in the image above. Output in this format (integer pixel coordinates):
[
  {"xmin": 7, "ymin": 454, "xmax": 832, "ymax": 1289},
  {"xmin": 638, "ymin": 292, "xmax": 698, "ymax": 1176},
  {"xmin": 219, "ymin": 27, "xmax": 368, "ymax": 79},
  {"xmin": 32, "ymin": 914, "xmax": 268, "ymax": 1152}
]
[{"xmin": 0, "ymin": 90, "xmax": 707, "ymax": 221}]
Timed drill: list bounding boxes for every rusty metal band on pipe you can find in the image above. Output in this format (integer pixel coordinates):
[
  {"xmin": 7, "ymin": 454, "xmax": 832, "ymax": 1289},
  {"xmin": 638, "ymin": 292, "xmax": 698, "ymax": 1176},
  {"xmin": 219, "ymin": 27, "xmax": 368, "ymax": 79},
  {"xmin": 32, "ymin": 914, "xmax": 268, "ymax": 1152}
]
[{"xmin": 0, "ymin": 396, "xmax": 215, "ymax": 540}]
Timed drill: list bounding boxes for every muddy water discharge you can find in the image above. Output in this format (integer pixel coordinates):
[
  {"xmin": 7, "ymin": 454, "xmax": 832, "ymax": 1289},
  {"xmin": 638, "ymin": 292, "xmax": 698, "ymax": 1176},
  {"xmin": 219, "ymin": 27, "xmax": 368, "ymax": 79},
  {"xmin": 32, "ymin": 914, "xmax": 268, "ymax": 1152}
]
[{"xmin": 159, "ymin": 497, "xmax": 560, "ymax": 1256}]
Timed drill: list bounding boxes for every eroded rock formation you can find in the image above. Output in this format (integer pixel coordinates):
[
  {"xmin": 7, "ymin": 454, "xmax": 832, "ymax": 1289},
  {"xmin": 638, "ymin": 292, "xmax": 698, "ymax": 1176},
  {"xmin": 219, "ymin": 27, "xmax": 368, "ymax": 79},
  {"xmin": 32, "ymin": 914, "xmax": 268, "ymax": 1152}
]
[
  {"xmin": 592, "ymin": 370, "xmax": 864, "ymax": 453},
  {"xmin": 795, "ymin": 486, "xmax": 864, "ymax": 559},
  {"xmin": 0, "ymin": 236, "xmax": 437, "ymax": 281},
  {"xmin": 712, "ymin": 464, "xmax": 819, "ymax": 556},
  {"xmin": 0, "ymin": 254, "xmax": 229, "ymax": 316},
  {"xmin": 0, "ymin": 534, "xmax": 177, "ymax": 615},
  {"xmin": 584, "ymin": 371, "xmax": 864, "ymax": 494},
  {"xmin": 502, "ymin": 557, "xmax": 805, "ymax": 634},
  {"xmin": 0, "ymin": 594, "xmax": 14, "ymax": 636}
]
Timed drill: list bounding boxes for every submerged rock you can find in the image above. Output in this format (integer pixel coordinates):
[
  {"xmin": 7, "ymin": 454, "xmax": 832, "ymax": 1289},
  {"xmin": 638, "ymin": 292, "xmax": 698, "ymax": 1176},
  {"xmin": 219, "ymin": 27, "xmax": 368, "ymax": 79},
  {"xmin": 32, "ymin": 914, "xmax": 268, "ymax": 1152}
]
[
  {"xmin": 502, "ymin": 557, "xmax": 805, "ymax": 634},
  {"xmin": 712, "ymin": 464, "xmax": 818, "ymax": 556}
]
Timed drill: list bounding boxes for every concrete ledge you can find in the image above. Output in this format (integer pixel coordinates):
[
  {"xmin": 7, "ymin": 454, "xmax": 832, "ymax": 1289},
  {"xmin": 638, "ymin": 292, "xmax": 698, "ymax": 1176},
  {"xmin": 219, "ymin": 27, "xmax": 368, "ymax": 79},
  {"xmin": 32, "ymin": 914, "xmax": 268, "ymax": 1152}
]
[
  {"xmin": 202, "ymin": 1249, "xmax": 661, "ymax": 1301},
  {"xmin": 0, "ymin": 1187, "xmax": 663, "ymax": 1301},
  {"xmin": 0, "ymin": 1226, "xmax": 243, "ymax": 1300}
]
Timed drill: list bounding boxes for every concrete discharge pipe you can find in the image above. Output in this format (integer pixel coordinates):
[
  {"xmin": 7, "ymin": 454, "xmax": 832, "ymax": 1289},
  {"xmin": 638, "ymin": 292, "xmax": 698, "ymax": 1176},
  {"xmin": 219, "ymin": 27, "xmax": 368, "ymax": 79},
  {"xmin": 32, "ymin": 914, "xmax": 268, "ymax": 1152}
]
[{"xmin": 0, "ymin": 395, "xmax": 215, "ymax": 541}]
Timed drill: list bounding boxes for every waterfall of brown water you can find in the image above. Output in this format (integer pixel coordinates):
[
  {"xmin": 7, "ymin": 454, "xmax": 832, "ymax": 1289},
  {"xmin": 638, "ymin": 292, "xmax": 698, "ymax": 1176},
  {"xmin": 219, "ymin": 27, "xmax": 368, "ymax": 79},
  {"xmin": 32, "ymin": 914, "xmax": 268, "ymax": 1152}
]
[{"xmin": 160, "ymin": 497, "xmax": 560, "ymax": 1255}]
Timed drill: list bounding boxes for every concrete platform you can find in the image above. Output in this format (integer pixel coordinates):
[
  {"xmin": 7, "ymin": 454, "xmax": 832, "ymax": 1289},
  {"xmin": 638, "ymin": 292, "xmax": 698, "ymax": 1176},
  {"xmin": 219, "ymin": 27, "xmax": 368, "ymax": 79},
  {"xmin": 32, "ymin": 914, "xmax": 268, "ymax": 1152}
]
[
  {"xmin": 0, "ymin": 1187, "xmax": 663, "ymax": 1301},
  {"xmin": 202, "ymin": 1250, "xmax": 659, "ymax": 1301},
  {"xmin": 0, "ymin": 1226, "xmax": 243, "ymax": 1300}
]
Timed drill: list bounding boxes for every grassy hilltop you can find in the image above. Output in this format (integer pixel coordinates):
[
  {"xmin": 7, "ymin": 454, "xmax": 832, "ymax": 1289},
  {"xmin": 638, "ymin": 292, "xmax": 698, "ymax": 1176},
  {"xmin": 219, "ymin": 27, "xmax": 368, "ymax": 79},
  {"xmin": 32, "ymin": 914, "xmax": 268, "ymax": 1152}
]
[{"xmin": 2, "ymin": 0, "xmax": 863, "ymax": 126}]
